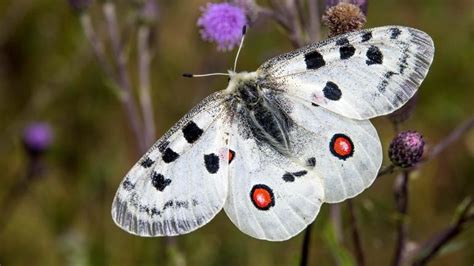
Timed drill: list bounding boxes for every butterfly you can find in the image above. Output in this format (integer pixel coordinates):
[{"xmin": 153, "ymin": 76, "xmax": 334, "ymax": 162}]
[{"xmin": 111, "ymin": 26, "xmax": 434, "ymax": 241}]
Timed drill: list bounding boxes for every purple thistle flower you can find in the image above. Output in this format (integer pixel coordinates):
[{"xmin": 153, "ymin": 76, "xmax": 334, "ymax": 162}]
[
  {"xmin": 197, "ymin": 3, "xmax": 247, "ymax": 51},
  {"xmin": 23, "ymin": 122, "xmax": 53, "ymax": 155},
  {"xmin": 389, "ymin": 131, "xmax": 425, "ymax": 168}
]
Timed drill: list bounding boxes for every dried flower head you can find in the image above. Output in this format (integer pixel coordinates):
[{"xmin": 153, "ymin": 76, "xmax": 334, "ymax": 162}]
[
  {"xmin": 326, "ymin": 0, "xmax": 368, "ymax": 15},
  {"xmin": 23, "ymin": 122, "xmax": 54, "ymax": 155},
  {"xmin": 322, "ymin": 2, "xmax": 367, "ymax": 37},
  {"xmin": 197, "ymin": 3, "xmax": 247, "ymax": 51},
  {"xmin": 389, "ymin": 131, "xmax": 425, "ymax": 168}
]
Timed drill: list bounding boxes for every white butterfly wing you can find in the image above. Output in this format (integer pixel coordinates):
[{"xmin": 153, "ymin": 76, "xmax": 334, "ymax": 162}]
[
  {"xmin": 223, "ymin": 123, "xmax": 325, "ymax": 241},
  {"xmin": 112, "ymin": 92, "xmax": 232, "ymax": 236},
  {"xmin": 258, "ymin": 26, "xmax": 434, "ymax": 120},
  {"xmin": 274, "ymin": 92, "xmax": 383, "ymax": 203}
]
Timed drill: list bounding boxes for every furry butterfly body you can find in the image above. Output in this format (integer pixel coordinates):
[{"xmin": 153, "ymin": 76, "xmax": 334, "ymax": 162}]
[{"xmin": 112, "ymin": 26, "xmax": 434, "ymax": 241}]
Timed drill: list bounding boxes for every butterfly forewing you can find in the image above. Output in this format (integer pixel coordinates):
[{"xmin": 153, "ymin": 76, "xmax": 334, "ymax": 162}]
[
  {"xmin": 258, "ymin": 26, "xmax": 434, "ymax": 120},
  {"xmin": 112, "ymin": 92, "xmax": 232, "ymax": 236}
]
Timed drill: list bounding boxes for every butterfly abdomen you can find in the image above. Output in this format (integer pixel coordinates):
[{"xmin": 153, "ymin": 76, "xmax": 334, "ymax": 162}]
[{"xmin": 235, "ymin": 81, "xmax": 292, "ymax": 155}]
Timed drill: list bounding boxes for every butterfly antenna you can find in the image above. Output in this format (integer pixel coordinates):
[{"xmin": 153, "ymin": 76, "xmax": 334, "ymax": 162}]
[
  {"xmin": 233, "ymin": 25, "xmax": 247, "ymax": 72},
  {"xmin": 182, "ymin": 72, "xmax": 229, "ymax": 78}
]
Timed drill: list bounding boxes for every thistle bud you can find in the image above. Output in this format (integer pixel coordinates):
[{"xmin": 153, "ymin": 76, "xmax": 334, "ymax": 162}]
[{"xmin": 389, "ymin": 131, "xmax": 424, "ymax": 168}]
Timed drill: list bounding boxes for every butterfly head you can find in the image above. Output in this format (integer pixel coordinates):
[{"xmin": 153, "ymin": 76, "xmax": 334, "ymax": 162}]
[{"xmin": 225, "ymin": 71, "xmax": 258, "ymax": 94}]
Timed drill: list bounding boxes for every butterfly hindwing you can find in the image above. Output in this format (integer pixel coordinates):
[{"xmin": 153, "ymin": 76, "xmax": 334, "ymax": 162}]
[
  {"xmin": 272, "ymin": 92, "xmax": 383, "ymax": 203},
  {"xmin": 224, "ymin": 118, "xmax": 325, "ymax": 241},
  {"xmin": 112, "ymin": 92, "xmax": 232, "ymax": 236},
  {"xmin": 258, "ymin": 26, "xmax": 434, "ymax": 120}
]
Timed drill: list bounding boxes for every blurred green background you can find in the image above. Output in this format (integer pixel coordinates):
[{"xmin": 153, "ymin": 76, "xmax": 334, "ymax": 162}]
[{"xmin": 1, "ymin": 0, "xmax": 473, "ymax": 265}]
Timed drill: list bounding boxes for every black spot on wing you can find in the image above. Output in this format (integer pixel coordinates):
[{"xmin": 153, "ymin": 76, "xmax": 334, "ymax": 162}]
[
  {"xmin": 162, "ymin": 148, "xmax": 179, "ymax": 163},
  {"xmin": 122, "ymin": 178, "xmax": 135, "ymax": 191},
  {"xmin": 378, "ymin": 80, "xmax": 389, "ymax": 93},
  {"xmin": 304, "ymin": 50, "xmax": 325, "ymax": 70},
  {"xmin": 163, "ymin": 200, "xmax": 174, "ymax": 210},
  {"xmin": 306, "ymin": 157, "xmax": 316, "ymax": 167},
  {"xmin": 399, "ymin": 45, "xmax": 410, "ymax": 74},
  {"xmin": 293, "ymin": 170, "xmax": 308, "ymax": 177},
  {"xmin": 182, "ymin": 121, "xmax": 203, "ymax": 144},
  {"xmin": 150, "ymin": 207, "xmax": 161, "ymax": 216},
  {"xmin": 282, "ymin": 170, "xmax": 308, "ymax": 182},
  {"xmin": 390, "ymin": 28, "xmax": 402, "ymax": 39},
  {"xmin": 361, "ymin": 31, "xmax": 372, "ymax": 42},
  {"xmin": 323, "ymin": 81, "xmax": 342, "ymax": 101},
  {"xmin": 384, "ymin": 71, "xmax": 397, "ymax": 79},
  {"xmin": 204, "ymin": 153, "xmax": 220, "ymax": 174},
  {"xmin": 282, "ymin": 173, "xmax": 295, "ymax": 182},
  {"xmin": 151, "ymin": 172, "xmax": 171, "ymax": 192},
  {"xmin": 148, "ymin": 207, "xmax": 161, "ymax": 217},
  {"xmin": 336, "ymin": 37, "xmax": 349, "ymax": 46},
  {"xmin": 366, "ymin": 45, "xmax": 383, "ymax": 65},
  {"xmin": 157, "ymin": 140, "xmax": 169, "ymax": 153},
  {"xmin": 311, "ymin": 102, "xmax": 319, "ymax": 107},
  {"xmin": 160, "ymin": 200, "xmax": 190, "ymax": 210},
  {"xmin": 340, "ymin": 45, "xmax": 356, "ymax": 59},
  {"xmin": 175, "ymin": 200, "xmax": 189, "ymax": 209},
  {"xmin": 140, "ymin": 157, "xmax": 154, "ymax": 168}
]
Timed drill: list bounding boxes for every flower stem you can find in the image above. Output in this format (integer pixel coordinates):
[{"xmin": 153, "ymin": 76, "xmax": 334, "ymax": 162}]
[
  {"xmin": 103, "ymin": 2, "xmax": 146, "ymax": 153},
  {"xmin": 377, "ymin": 164, "xmax": 396, "ymax": 178},
  {"xmin": 392, "ymin": 171, "xmax": 410, "ymax": 266},
  {"xmin": 307, "ymin": 0, "xmax": 321, "ymax": 42},
  {"xmin": 137, "ymin": 25, "xmax": 156, "ymax": 147},
  {"xmin": 348, "ymin": 199, "xmax": 365, "ymax": 266},
  {"xmin": 79, "ymin": 13, "xmax": 115, "ymax": 81},
  {"xmin": 300, "ymin": 221, "xmax": 313, "ymax": 266},
  {"xmin": 425, "ymin": 116, "xmax": 474, "ymax": 160},
  {"xmin": 330, "ymin": 204, "xmax": 343, "ymax": 243},
  {"xmin": 412, "ymin": 197, "xmax": 474, "ymax": 265}
]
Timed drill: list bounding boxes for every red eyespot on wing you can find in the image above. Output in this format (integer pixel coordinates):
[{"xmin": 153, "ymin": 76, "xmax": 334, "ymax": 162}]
[
  {"xmin": 330, "ymin": 133, "xmax": 354, "ymax": 160},
  {"xmin": 250, "ymin": 184, "xmax": 275, "ymax": 210},
  {"xmin": 228, "ymin": 149, "xmax": 236, "ymax": 163}
]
